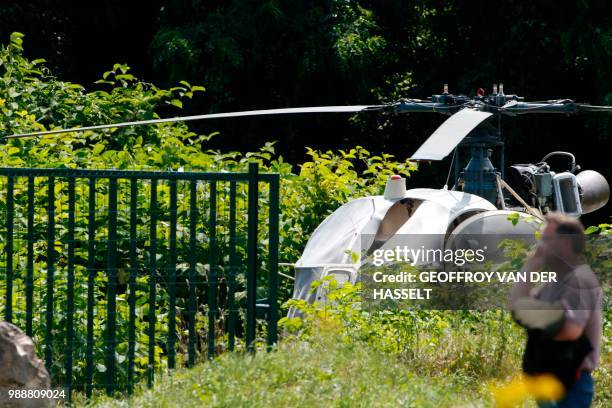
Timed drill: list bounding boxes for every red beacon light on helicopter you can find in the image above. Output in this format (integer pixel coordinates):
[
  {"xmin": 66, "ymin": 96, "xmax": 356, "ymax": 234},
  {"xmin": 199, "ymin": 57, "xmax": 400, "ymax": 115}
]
[{"xmin": 384, "ymin": 174, "xmax": 406, "ymax": 200}]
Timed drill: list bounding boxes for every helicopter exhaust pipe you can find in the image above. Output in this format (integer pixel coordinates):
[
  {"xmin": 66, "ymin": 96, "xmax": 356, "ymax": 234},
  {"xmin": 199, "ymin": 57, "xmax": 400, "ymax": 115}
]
[{"xmin": 576, "ymin": 170, "xmax": 610, "ymax": 214}]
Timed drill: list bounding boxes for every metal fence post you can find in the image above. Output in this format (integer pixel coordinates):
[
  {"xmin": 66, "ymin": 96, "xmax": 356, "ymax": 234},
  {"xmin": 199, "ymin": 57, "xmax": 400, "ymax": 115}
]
[
  {"xmin": 148, "ymin": 178, "xmax": 158, "ymax": 388},
  {"xmin": 65, "ymin": 177, "xmax": 76, "ymax": 401},
  {"xmin": 267, "ymin": 174, "xmax": 280, "ymax": 348},
  {"xmin": 188, "ymin": 180, "xmax": 197, "ymax": 366},
  {"xmin": 85, "ymin": 178, "xmax": 96, "ymax": 398},
  {"xmin": 5, "ymin": 176, "xmax": 14, "ymax": 322},
  {"xmin": 44, "ymin": 177, "xmax": 55, "ymax": 372},
  {"xmin": 168, "ymin": 179, "xmax": 177, "ymax": 369},
  {"xmin": 227, "ymin": 181, "xmax": 237, "ymax": 351},
  {"xmin": 25, "ymin": 176, "xmax": 34, "ymax": 337},
  {"xmin": 208, "ymin": 181, "xmax": 218, "ymax": 358},
  {"xmin": 106, "ymin": 178, "xmax": 118, "ymax": 395},
  {"xmin": 128, "ymin": 178, "xmax": 138, "ymax": 394},
  {"xmin": 246, "ymin": 163, "xmax": 259, "ymax": 351}
]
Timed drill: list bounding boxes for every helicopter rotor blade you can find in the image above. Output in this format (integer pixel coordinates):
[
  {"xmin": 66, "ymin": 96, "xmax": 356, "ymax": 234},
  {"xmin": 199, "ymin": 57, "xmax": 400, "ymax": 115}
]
[
  {"xmin": 410, "ymin": 108, "xmax": 492, "ymax": 161},
  {"xmin": 4, "ymin": 105, "xmax": 388, "ymax": 139},
  {"xmin": 499, "ymin": 101, "xmax": 612, "ymax": 115},
  {"xmin": 576, "ymin": 104, "xmax": 612, "ymax": 112}
]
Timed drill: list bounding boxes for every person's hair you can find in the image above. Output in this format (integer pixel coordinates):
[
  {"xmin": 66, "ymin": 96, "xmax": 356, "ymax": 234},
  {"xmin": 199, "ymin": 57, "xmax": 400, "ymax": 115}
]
[{"xmin": 544, "ymin": 212, "xmax": 585, "ymax": 254}]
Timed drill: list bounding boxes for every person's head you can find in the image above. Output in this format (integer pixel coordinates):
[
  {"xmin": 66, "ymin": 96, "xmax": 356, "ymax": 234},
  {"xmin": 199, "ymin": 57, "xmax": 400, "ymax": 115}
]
[{"xmin": 541, "ymin": 212, "xmax": 585, "ymax": 265}]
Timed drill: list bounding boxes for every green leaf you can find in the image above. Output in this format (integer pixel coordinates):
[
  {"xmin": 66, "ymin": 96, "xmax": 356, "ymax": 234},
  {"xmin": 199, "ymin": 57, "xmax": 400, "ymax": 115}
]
[
  {"xmin": 168, "ymin": 99, "xmax": 183, "ymax": 109},
  {"xmin": 10, "ymin": 32, "xmax": 24, "ymax": 47},
  {"xmin": 93, "ymin": 143, "xmax": 105, "ymax": 155},
  {"xmin": 116, "ymin": 74, "xmax": 136, "ymax": 81},
  {"xmin": 507, "ymin": 212, "xmax": 520, "ymax": 226}
]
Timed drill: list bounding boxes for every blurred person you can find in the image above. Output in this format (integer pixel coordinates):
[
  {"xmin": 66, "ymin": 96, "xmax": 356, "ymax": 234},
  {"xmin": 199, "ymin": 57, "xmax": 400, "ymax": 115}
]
[{"xmin": 510, "ymin": 212, "xmax": 603, "ymax": 408}]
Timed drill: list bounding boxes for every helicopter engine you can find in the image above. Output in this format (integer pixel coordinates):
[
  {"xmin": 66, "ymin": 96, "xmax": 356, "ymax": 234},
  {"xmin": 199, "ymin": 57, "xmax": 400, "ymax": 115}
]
[{"xmin": 505, "ymin": 152, "xmax": 609, "ymax": 216}]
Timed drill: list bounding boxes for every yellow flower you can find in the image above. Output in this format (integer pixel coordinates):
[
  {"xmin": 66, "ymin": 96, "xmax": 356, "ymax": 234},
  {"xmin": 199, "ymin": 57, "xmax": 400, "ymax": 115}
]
[
  {"xmin": 525, "ymin": 374, "xmax": 565, "ymax": 402},
  {"xmin": 491, "ymin": 376, "xmax": 528, "ymax": 408},
  {"xmin": 491, "ymin": 374, "xmax": 564, "ymax": 407}
]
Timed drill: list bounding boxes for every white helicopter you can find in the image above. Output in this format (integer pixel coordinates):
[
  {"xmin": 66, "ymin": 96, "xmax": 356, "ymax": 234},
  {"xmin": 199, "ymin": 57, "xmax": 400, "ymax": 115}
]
[
  {"xmin": 6, "ymin": 84, "xmax": 611, "ymax": 306},
  {"xmin": 290, "ymin": 86, "xmax": 610, "ymax": 305}
]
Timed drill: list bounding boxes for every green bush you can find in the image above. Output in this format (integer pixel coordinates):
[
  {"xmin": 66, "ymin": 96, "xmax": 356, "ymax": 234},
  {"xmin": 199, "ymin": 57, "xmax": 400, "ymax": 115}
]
[
  {"xmin": 281, "ymin": 277, "xmax": 524, "ymax": 381},
  {"xmin": 0, "ymin": 31, "xmax": 416, "ymax": 276},
  {"xmin": 0, "ymin": 32, "xmax": 416, "ymax": 391},
  {"xmin": 280, "ymin": 276, "xmax": 610, "ymax": 407}
]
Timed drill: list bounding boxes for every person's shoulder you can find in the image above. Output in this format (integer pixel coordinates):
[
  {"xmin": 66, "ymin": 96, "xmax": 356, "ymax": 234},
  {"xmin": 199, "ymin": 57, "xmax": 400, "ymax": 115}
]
[
  {"xmin": 566, "ymin": 264, "xmax": 600, "ymax": 290},
  {"xmin": 561, "ymin": 264, "xmax": 603, "ymax": 311}
]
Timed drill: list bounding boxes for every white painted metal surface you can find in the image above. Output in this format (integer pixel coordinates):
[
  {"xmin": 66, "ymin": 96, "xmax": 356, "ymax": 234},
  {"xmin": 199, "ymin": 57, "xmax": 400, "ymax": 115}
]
[
  {"xmin": 410, "ymin": 109, "xmax": 493, "ymax": 160},
  {"xmin": 291, "ymin": 188, "xmax": 497, "ymax": 305}
]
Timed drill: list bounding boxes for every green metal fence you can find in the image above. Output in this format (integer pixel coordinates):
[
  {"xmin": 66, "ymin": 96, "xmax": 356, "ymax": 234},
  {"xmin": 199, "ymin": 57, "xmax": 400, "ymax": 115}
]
[{"xmin": 0, "ymin": 163, "xmax": 279, "ymax": 399}]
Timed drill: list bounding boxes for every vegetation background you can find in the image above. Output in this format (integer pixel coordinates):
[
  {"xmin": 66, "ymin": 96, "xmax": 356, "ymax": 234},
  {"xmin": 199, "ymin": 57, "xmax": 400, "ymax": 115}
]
[
  {"xmin": 1, "ymin": 0, "xmax": 610, "ymax": 224},
  {"xmin": 0, "ymin": 1, "xmax": 610, "ymax": 406}
]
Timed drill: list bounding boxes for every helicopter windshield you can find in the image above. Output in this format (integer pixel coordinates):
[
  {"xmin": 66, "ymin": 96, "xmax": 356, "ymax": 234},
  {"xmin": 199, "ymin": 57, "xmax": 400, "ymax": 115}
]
[
  {"xmin": 367, "ymin": 198, "xmax": 423, "ymax": 254},
  {"xmin": 297, "ymin": 197, "xmax": 384, "ymax": 266}
]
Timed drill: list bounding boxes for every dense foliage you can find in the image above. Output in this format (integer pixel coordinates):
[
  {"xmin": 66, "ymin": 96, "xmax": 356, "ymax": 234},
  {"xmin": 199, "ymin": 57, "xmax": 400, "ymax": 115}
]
[
  {"xmin": 0, "ymin": 33, "xmax": 415, "ymax": 389},
  {"xmin": 83, "ymin": 327, "xmax": 484, "ymax": 407},
  {"xmin": 278, "ymin": 276, "xmax": 610, "ymax": 407},
  {"xmin": 0, "ymin": 31, "xmax": 416, "ymax": 261},
  {"xmin": 79, "ymin": 277, "xmax": 611, "ymax": 407},
  {"xmin": 0, "ymin": 1, "xmax": 610, "ymax": 406},
  {"xmin": 1, "ymin": 2, "xmax": 610, "ymax": 211}
]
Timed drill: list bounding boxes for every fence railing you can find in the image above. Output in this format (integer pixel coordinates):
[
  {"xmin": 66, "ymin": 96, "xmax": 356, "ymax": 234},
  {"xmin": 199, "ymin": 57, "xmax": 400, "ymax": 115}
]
[{"xmin": 0, "ymin": 163, "xmax": 279, "ymax": 399}]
